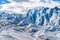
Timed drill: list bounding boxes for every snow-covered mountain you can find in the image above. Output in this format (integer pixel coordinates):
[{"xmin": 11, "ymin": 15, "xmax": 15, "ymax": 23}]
[{"xmin": 0, "ymin": 6, "xmax": 60, "ymax": 40}]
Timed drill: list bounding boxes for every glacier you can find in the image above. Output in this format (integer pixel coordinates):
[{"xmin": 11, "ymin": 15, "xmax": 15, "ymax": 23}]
[{"xmin": 0, "ymin": 6, "xmax": 60, "ymax": 40}]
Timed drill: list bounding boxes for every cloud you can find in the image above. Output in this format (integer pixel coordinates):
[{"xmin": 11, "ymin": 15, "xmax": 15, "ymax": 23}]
[
  {"xmin": 0, "ymin": 0, "xmax": 60, "ymax": 14},
  {"xmin": 12, "ymin": 0, "xmax": 29, "ymax": 2},
  {"xmin": 8, "ymin": 0, "xmax": 30, "ymax": 3}
]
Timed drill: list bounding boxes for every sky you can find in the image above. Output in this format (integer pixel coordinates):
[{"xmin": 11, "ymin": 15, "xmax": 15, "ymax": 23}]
[
  {"xmin": 0, "ymin": 0, "xmax": 10, "ymax": 5},
  {"xmin": 53, "ymin": 0, "xmax": 60, "ymax": 2}
]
